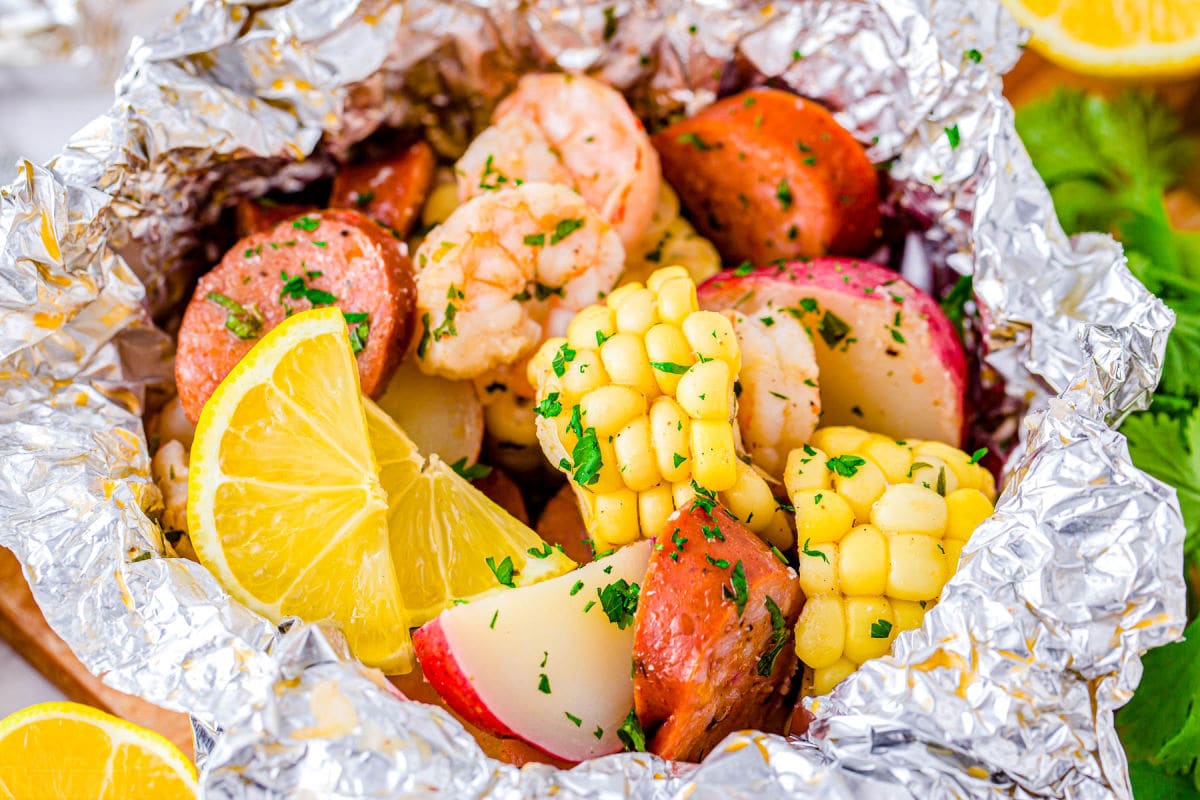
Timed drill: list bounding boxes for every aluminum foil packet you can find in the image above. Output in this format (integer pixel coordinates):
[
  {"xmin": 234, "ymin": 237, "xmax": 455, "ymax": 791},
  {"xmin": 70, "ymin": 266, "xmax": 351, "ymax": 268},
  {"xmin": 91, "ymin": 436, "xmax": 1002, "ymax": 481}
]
[{"xmin": 0, "ymin": 0, "xmax": 1186, "ymax": 798}]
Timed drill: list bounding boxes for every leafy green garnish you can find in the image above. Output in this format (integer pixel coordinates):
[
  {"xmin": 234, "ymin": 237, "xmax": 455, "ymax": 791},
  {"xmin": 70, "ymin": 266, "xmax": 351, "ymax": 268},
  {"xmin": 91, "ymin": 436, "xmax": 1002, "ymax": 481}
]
[
  {"xmin": 616, "ymin": 708, "xmax": 645, "ymax": 752},
  {"xmin": 722, "ymin": 560, "xmax": 748, "ymax": 617},
  {"xmin": 756, "ymin": 596, "xmax": 789, "ymax": 677},
  {"xmin": 597, "ymin": 579, "xmax": 640, "ymax": 630},
  {"xmin": 485, "ymin": 555, "xmax": 515, "ymax": 588}
]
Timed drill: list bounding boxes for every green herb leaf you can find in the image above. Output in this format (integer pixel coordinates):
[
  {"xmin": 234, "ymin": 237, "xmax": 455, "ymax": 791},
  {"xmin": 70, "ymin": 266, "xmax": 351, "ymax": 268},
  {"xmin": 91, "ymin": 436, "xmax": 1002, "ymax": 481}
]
[
  {"xmin": 817, "ymin": 310, "xmax": 851, "ymax": 347},
  {"xmin": 552, "ymin": 342, "xmax": 577, "ymax": 377},
  {"xmin": 801, "ymin": 538, "xmax": 829, "ymax": 564},
  {"xmin": 722, "ymin": 560, "xmax": 748, "ymax": 617},
  {"xmin": 571, "ymin": 427, "xmax": 603, "ymax": 486},
  {"xmin": 451, "ymin": 458, "xmax": 492, "ymax": 481},
  {"xmin": 775, "ymin": 178, "xmax": 793, "ymax": 210},
  {"xmin": 206, "ymin": 291, "xmax": 263, "ymax": 340},
  {"xmin": 486, "ymin": 555, "xmax": 516, "ymax": 588},
  {"xmin": 756, "ymin": 596, "xmax": 790, "ymax": 676},
  {"xmin": 870, "ymin": 618, "xmax": 893, "ymax": 639},
  {"xmin": 292, "ymin": 215, "xmax": 320, "ymax": 231},
  {"xmin": 968, "ymin": 447, "xmax": 988, "ymax": 465},
  {"xmin": 945, "ymin": 124, "xmax": 961, "ymax": 149},
  {"xmin": 524, "ymin": 232, "xmax": 545, "ymax": 246},
  {"xmin": 550, "ymin": 218, "xmax": 585, "ymax": 245},
  {"xmin": 354, "ymin": 190, "xmax": 374, "ymax": 208},
  {"xmin": 649, "ymin": 361, "xmax": 690, "ymax": 374},
  {"xmin": 597, "ymin": 579, "xmax": 640, "ymax": 630},
  {"xmin": 538, "ymin": 674, "xmax": 552, "ymax": 694},
  {"xmin": 565, "ymin": 711, "xmax": 582, "ymax": 726},
  {"xmin": 825, "ymin": 454, "xmax": 867, "ymax": 478},
  {"xmin": 616, "ymin": 708, "xmax": 646, "ymax": 752},
  {"xmin": 677, "ymin": 132, "xmax": 716, "ymax": 151},
  {"xmin": 534, "ymin": 392, "xmax": 563, "ymax": 418}
]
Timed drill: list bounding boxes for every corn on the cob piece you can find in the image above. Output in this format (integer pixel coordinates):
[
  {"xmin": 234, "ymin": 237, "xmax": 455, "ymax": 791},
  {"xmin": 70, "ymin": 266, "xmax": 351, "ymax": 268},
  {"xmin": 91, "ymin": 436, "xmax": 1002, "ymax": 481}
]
[
  {"xmin": 622, "ymin": 185, "xmax": 721, "ymax": 287},
  {"xmin": 786, "ymin": 426, "xmax": 996, "ymax": 695},
  {"xmin": 529, "ymin": 266, "xmax": 784, "ymax": 551}
]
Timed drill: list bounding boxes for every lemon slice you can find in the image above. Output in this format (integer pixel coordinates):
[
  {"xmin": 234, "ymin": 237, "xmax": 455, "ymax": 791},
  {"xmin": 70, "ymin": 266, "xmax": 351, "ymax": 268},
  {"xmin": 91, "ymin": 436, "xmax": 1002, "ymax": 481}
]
[
  {"xmin": 0, "ymin": 702, "xmax": 197, "ymax": 799},
  {"xmin": 365, "ymin": 399, "xmax": 576, "ymax": 625},
  {"xmin": 1002, "ymin": 0, "xmax": 1200, "ymax": 77},
  {"xmin": 187, "ymin": 307, "xmax": 412, "ymax": 673}
]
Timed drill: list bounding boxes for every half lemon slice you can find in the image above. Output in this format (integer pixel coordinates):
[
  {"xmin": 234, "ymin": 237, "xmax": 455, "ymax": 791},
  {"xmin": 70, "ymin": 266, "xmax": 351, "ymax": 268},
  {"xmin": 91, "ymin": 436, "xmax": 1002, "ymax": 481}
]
[
  {"xmin": 187, "ymin": 307, "xmax": 412, "ymax": 672},
  {"xmin": 366, "ymin": 400, "xmax": 576, "ymax": 625}
]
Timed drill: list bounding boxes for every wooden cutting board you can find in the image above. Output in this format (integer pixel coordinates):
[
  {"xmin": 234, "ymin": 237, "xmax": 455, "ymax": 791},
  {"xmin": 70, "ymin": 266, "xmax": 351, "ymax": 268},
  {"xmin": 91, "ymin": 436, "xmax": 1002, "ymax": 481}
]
[{"xmin": 0, "ymin": 547, "xmax": 194, "ymax": 760}]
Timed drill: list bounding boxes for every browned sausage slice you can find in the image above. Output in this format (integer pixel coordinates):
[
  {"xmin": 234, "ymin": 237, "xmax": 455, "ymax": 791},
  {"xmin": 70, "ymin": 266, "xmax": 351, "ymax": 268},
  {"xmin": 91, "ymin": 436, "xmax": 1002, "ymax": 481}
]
[
  {"xmin": 653, "ymin": 88, "xmax": 879, "ymax": 264},
  {"xmin": 176, "ymin": 209, "xmax": 416, "ymax": 423},
  {"xmin": 235, "ymin": 199, "xmax": 318, "ymax": 238},
  {"xmin": 535, "ymin": 484, "xmax": 594, "ymax": 565},
  {"xmin": 632, "ymin": 503, "xmax": 803, "ymax": 762},
  {"xmin": 330, "ymin": 141, "xmax": 436, "ymax": 239}
]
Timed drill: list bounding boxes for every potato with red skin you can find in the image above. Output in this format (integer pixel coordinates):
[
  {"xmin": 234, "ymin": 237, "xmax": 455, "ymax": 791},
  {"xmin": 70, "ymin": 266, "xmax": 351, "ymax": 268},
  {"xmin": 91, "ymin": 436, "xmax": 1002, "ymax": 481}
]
[
  {"xmin": 698, "ymin": 258, "xmax": 967, "ymax": 446},
  {"xmin": 235, "ymin": 199, "xmax": 317, "ymax": 237},
  {"xmin": 330, "ymin": 141, "xmax": 436, "ymax": 238},
  {"xmin": 652, "ymin": 88, "xmax": 879, "ymax": 264},
  {"xmin": 176, "ymin": 209, "xmax": 415, "ymax": 422},
  {"xmin": 633, "ymin": 504, "xmax": 802, "ymax": 762}
]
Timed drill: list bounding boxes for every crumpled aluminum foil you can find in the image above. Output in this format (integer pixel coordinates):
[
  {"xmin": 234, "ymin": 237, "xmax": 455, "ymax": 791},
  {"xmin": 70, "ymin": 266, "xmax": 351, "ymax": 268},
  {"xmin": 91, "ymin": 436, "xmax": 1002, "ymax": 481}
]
[{"xmin": 0, "ymin": 0, "xmax": 1186, "ymax": 798}]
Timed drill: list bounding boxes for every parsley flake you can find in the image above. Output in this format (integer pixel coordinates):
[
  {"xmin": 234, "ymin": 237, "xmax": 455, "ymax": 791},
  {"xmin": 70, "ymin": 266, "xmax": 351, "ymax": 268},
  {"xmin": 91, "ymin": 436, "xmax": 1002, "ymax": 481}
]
[
  {"xmin": 802, "ymin": 538, "xmax": 829, "ymax": 563},
  {"xmin": 756, "ymin": 596, "xmax": 789, "ymax": 676},
  {"xmin": 826, "ymin": 454, "xmax": 867, "ymax": 477},
  {"xmin": 870, "ymin": 619, "xmax": 894, "ymax": 639},
  {"xmin": 534, "ymin": 392, "xmax": 563, "ymax": 418},
  {"xmin": 597, "ymin": 579, "xmax": 640, "ymax": 630},
  {"xmin": 617, "ymin": 708, "xmax": 646, "ymax": 752},
  {"xmin": 722, "ymin": 560, "xmax": 748, "ymax": 617},
  {"xmin": 550, "ymin": 218, "xmax": 585, "ymax": 244},
  {"xmin": 486, "ymin": 555, "xmax": 516, "ymax": 588}
]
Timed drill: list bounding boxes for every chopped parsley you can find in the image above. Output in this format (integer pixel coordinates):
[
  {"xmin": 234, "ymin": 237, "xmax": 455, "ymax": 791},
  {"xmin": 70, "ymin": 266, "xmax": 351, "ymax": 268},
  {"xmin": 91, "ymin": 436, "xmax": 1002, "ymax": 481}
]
[
  {"xmin": 570, "ymin": 427, "xmax": 603, "ymax": 486},
  {"xmin": 343, "ymin": 310, "xmax": 370, "ymax": 354},
  {"xmin": 756, "ymin": 596, "xmax": 789, "ymax": 676},
  {"xmin": 672, "ymin": 452, "xmax": 686, "ymax": 469},
  {"xmin": 801, "ymin": 538, "xmax": 829, "ymax": 564},
  {"xmin": 775, "ymin": 179, "xmax": 794, "ymax": 210},
  {"xmin": 798, "ymin": 297, "xmax": 819, "ymax": 312},
  {"xmin": 205, "ymin": 291, "xmax": 263, "ymax": 340},
  {"xmin": 701, "ymin": 523, "xmax": 724, "ymax": 541},
  {"xmin": 593, "ymin": 725, "xmax": 604, "ymax": 740},
  {"xmin": 826, "ymin": 454, "xmax": 867, "ymax": 477},
  {"xmin": 760, "ymin": 315, "xmax": 775, "ymax": 327},
  {"xmin": 538, "ymin": 674, "xmax": 552, "ymax": 694},
  {"xmin": 489, "ymin": 610, "xmax": 499, "ymax": 629},
  {"xmin": 551, "ymin": 343, "xmax": 577, "ymax": 377},
  {"xmin": 770, "ymin": 544, "xmax": 788, "ymax": 564},
  {"xmin": 722, "ymin": 560, "xmax": 748, "ymax": 617},
  {"xmin": 965, "ymin": 48, "xmax": 982, "ymax": 63},
  {"xmin": 616, "ymin": 708, "xmax": 646, "ymax": 752},
  {"xmin": 945, "ymin": 124, "xmax": 961, "ymax": 149},
  {"xmin": 733, "ymin": 261, "xmax": 755, "ymax": 276},
  {"xmin": 936, "ymin": 467, "xmax": 947, "ymax": 496},
  {"xmin": 650, "ymin": 361, "xmax": 690, "ymax": 375},
  {"xmin": 527, "ymin": 543, "xmax": 555, "ymax": 559},
  {"xmin": 890, "ymin": 327, "xmax": 906, "ymax": 344},
  {"xmin": 450, "ymin": 458, "xmax": 492, "ymax": 481},
  {"xmin": 769, "ymin": 390, "xmax": 789, "ymax": 400},
  {"xmin": 603, "ymin": 5, "xmax": 618, "ymax": 39},
  {"xmin": 486, "ymin": 555, "xmax": 516, "ymax": 588},
  {"xmin": 565, "ymin": 711, "xmax": 582, "ymax": 727},
  {"xmin": 279, "ymin": 270, "xmax": 336, "ymax": 307},
  {"xmin": 432, "ymin": 302, "xmax": 458, "ymax": 341},
  {"xmin": 292, "ymin": 215, "xmax": 320, "ymax": 232},
  {"xmin": 817, "ymin": 310, "xmax": 852, "ymax": 347},
  {"xmin": 569, "ymin": 580, "xmax": 585, "ymax": 596},
  {"xmin": 705, "ymin": 554, "xmax": 730, "ymax": 569},
  {"xmin": 676, "ymin": 132, "xmax": 716, "ymax": 151},
  {"xmin": 969, "ymin": 447, "xmax": 988, "ymax": 465},
  {"xmin": 870, "ymin": 618, "xmax": 894, "ymax": 639},
  {"xmin": 567, "ymin": 404, "xmax": 584, "ymax": 438},
  {"xmin": 690, "ymin": 480, "xmax": 717, "ymax": 514},
  {"xmin": 550, "ymin": 218, "xmax": 585, "ymax": 245},
  {"xmin": 597, "ymin": 579, "xmax": 640, "ymax": 630},
  {"xmin": 534, "ymin": 392, "xmax": 563, "ymax": 418},
  {"xmin": 353, "ymin": 190, "xmax": 374, "ymax": 208},
  {"xmin": 523, "ymin": 232, "xmax": 545, "ymax": 246},
  {"xmin": 478, "ymin": 154, "xmax": 513, "ymax": 191},
  {"xmin": 416, "ymin": 312, "xmax": 432, "ymax": 358}
]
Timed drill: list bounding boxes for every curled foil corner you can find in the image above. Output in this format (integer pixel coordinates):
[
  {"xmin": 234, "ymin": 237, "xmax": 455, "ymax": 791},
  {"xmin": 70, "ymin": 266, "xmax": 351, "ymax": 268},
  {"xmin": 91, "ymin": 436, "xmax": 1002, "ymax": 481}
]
[{"xmin": 0, "ymin": 1, "xmax": 1185, "ymax": 798}]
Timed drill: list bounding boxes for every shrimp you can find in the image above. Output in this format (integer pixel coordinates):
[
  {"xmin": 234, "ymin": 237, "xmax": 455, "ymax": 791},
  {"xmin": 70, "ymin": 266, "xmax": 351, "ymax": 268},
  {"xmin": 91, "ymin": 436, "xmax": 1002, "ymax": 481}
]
[
  {"xmin": 413, "ymin": 181, "xmax": 624, "ymax": 381},
  {"xmin": 456, "ymin": 72, "xmax": 661, "ymax": 251},
  {"xmin": 728, "ymin": 309, "xmax": 822, "ymax": 480}
]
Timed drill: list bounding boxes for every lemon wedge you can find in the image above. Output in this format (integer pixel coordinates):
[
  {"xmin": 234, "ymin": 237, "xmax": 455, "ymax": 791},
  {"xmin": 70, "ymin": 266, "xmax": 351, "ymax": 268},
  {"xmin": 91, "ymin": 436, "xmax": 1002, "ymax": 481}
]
[
  {"xmin": 187, "ymin": 307, "xmax": 413, "ymax": 673},
  {"xmin": 0, "ymin": 702, "xmax": 197, "ymax": 799},
  {"xmin": 366, "ymin": 399, "xmax": 575, "ymax": 625},
  {"xmin": 1002, "ymin": 0, "xmax": 1200, "ymax": 77}
]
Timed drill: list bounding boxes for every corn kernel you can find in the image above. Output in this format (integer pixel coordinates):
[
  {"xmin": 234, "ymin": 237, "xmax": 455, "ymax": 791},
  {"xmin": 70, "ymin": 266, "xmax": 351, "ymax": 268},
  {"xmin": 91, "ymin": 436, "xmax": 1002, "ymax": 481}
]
[
  {"xmin": 484, "ymin": 389, "xmax": 539, "ymax": 448},
  {"xmin": 832, "ymin": 460, "xmax": 888, "ymax": 523},
  {"xmin": 593, "ymin": 489, "xmax": 640, "ymax": 547},
  {"xmin": 638, "ymin": 484, "xmax": 675, "ymax": 539},
  {"xmin": 945, "ymin": 488, "xmax": 993, "ymax": 541},
  {"xmin": 676, "ymin": 359, "xmax": 732, "ymax": 420},
  {"xmin": 721, "ymin": 460, "xmax": 776, "ymax": 532},
  {"xmin": 811, "ymin": 659, "xmax": 857, "ymax": 696},
  {"xmin": 671, "ymin": 479, "xmax": 694, "ymax": 510},
  {"xmin": 646, "ymin": 266, "xmax": 690, "ymax": 293},
  {"xmin": 660, "ymin": 221, "xmax": 721, "ymax": 284},
  {"xmin": 567, "ymin": 305, "xmax": 616, "ymax": 350},
  {"xmin": 644, "ymin": 323, "xmax": 695, "ymax": 395},
  {"xmin": 655, "ymin": 277, "xmax": 700, "ymax": 325},
  {"xmin": 605, "ymin": 282, "xmax": 645, "ymax": 310},
  {"xmin": 421, "ymin": 181, "xmax": 459, "ymax": 227},
  {"xmin": 760, "ymin": 509, "xmax": 795, "ymax": 551},
  {"xmin": 798, "ymin": 541, "xmax": 839, "ymax": 595},
  {"xmin": 792, "ymin": 489, "xmax": 854, "ymax": 544},
  {"xmin": 562, "ymin": 348, "xmax": 609, "ymax": 396},
  {"xmin": 809, "ymin": 426, "xmax": 870, "ymax": 457},
  {"xmin": 837, "ymin": 525, "xmax": 888, "ymax": 596},
  {"xmin": 871, "ymin": 484, "xmax": 947, "ymax": 536},
  {"xmin": 795, "ymin": 595, "xmax": 845, "ymax": 669},
  {"xmin": 891, "ymin": 599, "xmax": 926, "ymax": 633},
  {"xmin": 886, "ymin": 533, "xmax": 946, "ymax": 601},
  {"xmin": 614, "ymin": 288, "xmax": 659, "ymax": 335},
  {"xmin": 907, "ymin": 456, "xmax": 960, "ymax": 496},
  {"xmin": 842, "ymin": 596, "xmax": 894, "ymax": 664},
  {"xmin": 912, "ymin": 441, "xmax": 973, "ymax": 486},
  {"xmin": 614, "ymin": 417, "xmax": 660, "ymax": 492},
  {"xmin": 682, "ymin": 311, "xmax": 739, "ymax": 370},
  {"xmin": 942, "ymin": 539, "xmax": 964, "ymax": 583},
  {"xmin": 599, "ymin": 333, "xmax": 659, "ymax": 398},
  {"xmin": 580, "ymin": 385, "xmax": 646, "ymax": 437},
  {"xmin": 529, "ymin": 337, "xmax": 567, "ymax": 387},
  {"xmin": 649, "ymin": 397, "xmax": 691, "ymax": 482},
  {"xmin": 860, "ymin": 434, "xmax": 913, "ymax": 484},
  {"xmin": 690, "ymin": 419, "xmax": 737, "ymax": 491},
  {"xmin": 582, "ymin": 435, "xmax": 625, "ymax": 495},
  {"xmin": 785, "ymin": 445, "xmax": 830, "ymax": 496}
]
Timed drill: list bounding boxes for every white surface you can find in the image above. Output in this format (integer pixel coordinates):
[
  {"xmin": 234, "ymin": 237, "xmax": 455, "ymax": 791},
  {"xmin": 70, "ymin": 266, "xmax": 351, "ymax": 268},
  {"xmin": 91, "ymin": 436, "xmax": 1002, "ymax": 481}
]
[{"xmin": 0, "ymin": 71, "xmax": 115, "ymax": 718}]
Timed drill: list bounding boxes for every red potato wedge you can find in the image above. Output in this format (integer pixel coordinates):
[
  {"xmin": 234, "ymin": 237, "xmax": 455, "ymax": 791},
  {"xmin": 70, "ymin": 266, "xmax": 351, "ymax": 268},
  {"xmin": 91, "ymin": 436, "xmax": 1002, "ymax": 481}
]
[
  {"xmin": 330, "ymin": 141, "xmax": 436, "ymax": 239},
  {"xmin": 535, "ymin": 483, "xmax": 594, "ymax": 565},
  {"xmin": 176, "ymin": 209, "xmax": 416, "ymax": 423},
  {"xmin": 633, "ymin": 504, "xmax": 802, "ymax": 762},
  {"xmin": 413, "ymin": 542, "xmax": 652, "ymax": 763},
  {"xmin": 234, "ymin": 199, "xmax": 318, "ymax": 237},
  {"xmin": 652, "ymin": 88, "xmax": 879, "ymax": 265},
  {"xmin": 698, "ymin": 258, "xmax": 967, "ymax": 446},
  {"xmin": 389, "ymin": 665, "xmax": 571, "ymax": 768}
]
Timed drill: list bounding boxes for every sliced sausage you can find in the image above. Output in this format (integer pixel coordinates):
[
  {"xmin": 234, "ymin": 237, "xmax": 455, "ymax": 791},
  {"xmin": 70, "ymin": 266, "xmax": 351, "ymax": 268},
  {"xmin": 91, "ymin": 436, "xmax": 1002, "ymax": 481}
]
[
  {"xmin": 473, "ymin": 468, "xmax": 530, "ymax": 525},
  {"xmin": 235, "ymin": 199, "xmax": 318, "ymax": 237},
  {"xmin": 652, "ymin": 88, "xmax": 879, "ymax": 264},
  {"xmin": 330, "ymin": 141, "xmax": 436, "ymax": 239},
  {"xmin": 632, "ymin": 503, "xmax": 803, "ymax": 762},
  {"xmin": 176, "ymin": 209, "xmax": 416, "ymax": 423},
  {"xmin": 535, "ymin": 484, "xmax": 594, "ymax": 565}
]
